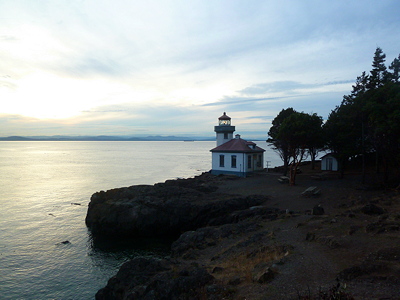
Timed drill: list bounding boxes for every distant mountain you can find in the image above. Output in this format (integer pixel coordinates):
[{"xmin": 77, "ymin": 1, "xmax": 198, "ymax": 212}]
[
  {"xmin": 0, "ymin": 136, "xmax": 34, "ymax": 141},
  {"xmin": 0, "ymin": 135, "xmax": 215, "ymax": 142}
]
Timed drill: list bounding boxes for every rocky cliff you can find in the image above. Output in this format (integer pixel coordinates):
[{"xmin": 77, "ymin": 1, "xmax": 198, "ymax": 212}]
[
  {"xmin": 88, "ymin": 171, "xmax": 400, "ymax": 299},
  {"xmin": 85, "ymin": 173, "xmax": 270, "ymax": 238}
]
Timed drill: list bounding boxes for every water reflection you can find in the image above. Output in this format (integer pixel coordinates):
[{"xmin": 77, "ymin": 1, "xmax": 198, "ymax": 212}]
[{"xmin": 1, "ymin": 141, "xmax": 280, "ymax": 299}]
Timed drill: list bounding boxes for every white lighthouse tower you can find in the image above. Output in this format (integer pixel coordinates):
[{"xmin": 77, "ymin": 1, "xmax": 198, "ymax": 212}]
[{"xmin": 214, "ymin": 112, "xmax": 235, "ymax": 146}]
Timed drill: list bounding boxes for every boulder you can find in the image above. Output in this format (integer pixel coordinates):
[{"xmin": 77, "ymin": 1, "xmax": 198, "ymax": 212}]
[
  {"xmin": 212, "ymin": 267, "xmax": 224, "ymax": 274},
  {"xmin": 312, "ymin": 205, "xmax": 325, "ymax": 215},
  {"xmin": 360, "ymin": 203, "xmax": 385, "ymax": 215},
  {"xmin": 366, "ymin": 220, "xmax": 400, "ymax": 233},
  {"xmin": 228, "ymin": 276, "xmax": 243, "ymax": 285},
  {"xmin": 252, "ymin": 262, "xmax": 277, "ymax": 283}
]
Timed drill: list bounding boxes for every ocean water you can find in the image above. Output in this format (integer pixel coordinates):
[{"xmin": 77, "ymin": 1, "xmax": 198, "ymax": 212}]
[{"xmin": 0, "ymin": 141, "xmax": 280, "ymax": 299}]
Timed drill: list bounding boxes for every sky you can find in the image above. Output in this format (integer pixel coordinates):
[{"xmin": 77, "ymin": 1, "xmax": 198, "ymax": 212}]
[{"xmin": 1, "ymin": 0, "xmax": 400, "ymax": 139}]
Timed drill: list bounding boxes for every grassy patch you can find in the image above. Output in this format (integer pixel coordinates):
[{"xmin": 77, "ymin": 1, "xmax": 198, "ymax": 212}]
[{"xmin": 210, "ymin": 243, "xmax": 291, "ymax": 283}]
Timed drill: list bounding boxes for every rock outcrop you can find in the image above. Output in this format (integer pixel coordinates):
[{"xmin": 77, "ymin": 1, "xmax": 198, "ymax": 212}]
[
  {"xmin": 95, "ymin": 257, "xmax": 215, "ymax": 300},
  {"xmin": 88, "ymin": 174, "xmax": 280, "ymax": 299},
  {"xmin": 85, "ymin": 173, "xmax": 269, "ymax": 238},
  {"xmin": 91, "ymin": 171, "xmax": 400, "ymax": 299}
]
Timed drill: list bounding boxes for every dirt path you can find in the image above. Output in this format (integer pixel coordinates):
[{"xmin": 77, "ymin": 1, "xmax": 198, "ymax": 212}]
[
  {"xmin": 204, "ymin": 169, "xmax": 400, "ymax": 299},
  {"xmin": 259, "ymin": 215, "xmax": 342, "ymax": 299}
]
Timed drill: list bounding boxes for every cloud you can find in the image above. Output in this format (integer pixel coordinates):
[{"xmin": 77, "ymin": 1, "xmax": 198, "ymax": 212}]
[
  {"xmin": 205, "ymin": 80, "xmax": 353, "ymax": 111},
  {"xmin": 238, "ymin": 80, "xmax": 355, "ymax": 95},
  {"xmin": 238, "ymin": 82, "xmax": 306, "ymax": 95},
  {"xmin": 0, "ymin": 0, "xmax": 399, "ymax": 138},
  {"xmin": 64, "ymin": 55, "xmax": 125, "ymax": 77},
  {"xmin": 0, "ymin": 35, "xmax": 18, "ymax": 42}
]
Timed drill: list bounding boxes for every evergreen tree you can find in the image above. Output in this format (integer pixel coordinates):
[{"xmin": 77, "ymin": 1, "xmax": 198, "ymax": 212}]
[
  {"xmin": 347, "ymin": 71, "xmax": 369, "ymax": 102},
  {"xmin": 324, "ymin": 47, "xmax": 400, "ymax": 185},
  {"xmin": 364, "ymin": 82, "xmax": 400, "ymax": 184},
  {"xmin": 368, "ymin": 47, "xmax": 387, "ymax": 89},
  {"xmin": 323, "ymin": 103, "xmax": 362, "ymax": 178},
  {"xmin": 388, "ymin": 54, "xmax": 400, "ymax": 83}
]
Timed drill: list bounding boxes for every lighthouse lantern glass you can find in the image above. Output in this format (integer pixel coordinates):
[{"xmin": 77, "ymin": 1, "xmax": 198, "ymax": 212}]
[{"xmin": 219, "ymin": 119, "xmax": 230, "ymax": 126}]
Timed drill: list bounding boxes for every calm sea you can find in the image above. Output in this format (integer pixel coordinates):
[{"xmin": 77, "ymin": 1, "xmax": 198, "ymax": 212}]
[{"xmin": 0, "ymin": 141, "xmax": 280, "ymax": 299}]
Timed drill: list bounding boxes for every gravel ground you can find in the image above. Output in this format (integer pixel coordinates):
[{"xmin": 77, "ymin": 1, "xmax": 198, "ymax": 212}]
[{"xmin": 194, "ymin": 167, "xmax": 400, "ymax": 299}]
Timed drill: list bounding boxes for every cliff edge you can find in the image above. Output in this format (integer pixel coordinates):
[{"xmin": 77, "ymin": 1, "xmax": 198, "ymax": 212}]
[
  {"xmin": 88, "ymin": 168, "xmax": 400, "ymax": 299},
  {"xmin": 85, "ymin": 173, "xmax": 271, "ymax": 238}
]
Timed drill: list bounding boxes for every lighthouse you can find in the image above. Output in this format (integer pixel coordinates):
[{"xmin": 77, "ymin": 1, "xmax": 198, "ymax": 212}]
[
  {"xmin": 210, "ymin": 112, "xmax": 265, "ymax": 177},
  {"xmin": 214, "ymin": 112, "xmax": 235, "ymax": 146}
]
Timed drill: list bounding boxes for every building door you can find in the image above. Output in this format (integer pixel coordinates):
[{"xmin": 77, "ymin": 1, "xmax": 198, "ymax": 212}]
[
  {"xmin": 326, "ymin": 158, "xmax": 333, "ymax": 171},
  {"xmin": 247, "ymin": 155, "xmax": 252, "ymax": 169}
]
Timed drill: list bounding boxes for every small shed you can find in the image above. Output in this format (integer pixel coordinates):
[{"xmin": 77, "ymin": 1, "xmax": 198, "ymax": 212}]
[{"xmin": 321, "ymin": 153, "xmax": 338, "ymax": 171}]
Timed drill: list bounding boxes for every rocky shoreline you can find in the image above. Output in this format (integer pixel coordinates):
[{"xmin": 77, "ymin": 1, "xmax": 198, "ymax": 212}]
[
  {"xmin": 86, "ymin": 169, "xmax": 400, "ymax": 299},
  {"xmin": 85, "ymin": 173, "xmax": 274, "ymax": 238}
]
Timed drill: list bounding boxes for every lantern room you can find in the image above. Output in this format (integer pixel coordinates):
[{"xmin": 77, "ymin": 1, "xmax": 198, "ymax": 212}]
[
  {"xmin": 214, "ymin": 112, "xmax": 235, "ymax": 146},
  {"xmin": 218, "ymin": 112, "xmax": 231, "ymax": 126}
]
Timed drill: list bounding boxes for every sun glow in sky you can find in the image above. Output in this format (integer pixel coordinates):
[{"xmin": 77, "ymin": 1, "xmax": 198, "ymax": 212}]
[{"xmin": 1, "ymin": 0, "xmax": 400, "ymax": 138}]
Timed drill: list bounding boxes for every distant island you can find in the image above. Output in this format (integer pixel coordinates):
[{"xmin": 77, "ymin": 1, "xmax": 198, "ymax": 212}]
[
  {"xmin": 0, "ymin": 135, "xmax": 266, "ymax": 142},
  {"xmin": 0, "ymin": 135, "xmax": 215, "ymax": 142}
]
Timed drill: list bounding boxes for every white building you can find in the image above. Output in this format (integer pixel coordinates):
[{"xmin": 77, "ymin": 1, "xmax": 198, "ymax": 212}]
[
  {"xmin": 321, "ymin": 153, "xmax": 339, "ymax": 171},
  {"xmin": 210, "ymin": 112, "xmax": 265, "ymax": 177}
]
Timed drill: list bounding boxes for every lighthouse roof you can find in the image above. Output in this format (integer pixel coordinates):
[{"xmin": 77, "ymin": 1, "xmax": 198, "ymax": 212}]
[
  {"xmin": 218, "ymin": 112, "xmax": 231, "ymax": 120},
  {"xmin": 210, "ymin": 136, "xmax": 265, "ymax": 153}
]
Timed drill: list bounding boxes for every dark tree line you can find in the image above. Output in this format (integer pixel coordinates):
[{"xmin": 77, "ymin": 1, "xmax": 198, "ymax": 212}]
[{"xmin": 268, "ymin": 47, "xmax": 400, "ymax": 186}]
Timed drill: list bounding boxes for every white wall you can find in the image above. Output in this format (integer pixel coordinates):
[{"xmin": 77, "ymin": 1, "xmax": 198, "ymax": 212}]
[
  {"xmin": 212, "ymin": 152, "xmax": 264, "ymax": 174},
  {"xmin": 212, "ymin": 152, "xmax": 246, "ymax": 173},
  {"xmin": 321, "ymin": 155, "xmax": 338, "ymax": 171}
]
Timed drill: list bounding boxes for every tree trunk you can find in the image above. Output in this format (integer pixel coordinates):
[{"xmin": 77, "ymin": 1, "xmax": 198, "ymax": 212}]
[
  {"xmin": 283, "ymin": 159, "xmax": 289, "ymax": 176},
  {"xmin": 375, "ymin": 150, "xmax": 380, "ymax": 174},
  {"xmin": 310, "ymin": 148, "xmax": 316, "ymax": 170},
  {"xmin": 339, "ymin": 158, "xmax": 345, "ymax": 179},
  {"xmin": 361, "ymin": 121, "xmax": 365, "ymax": 184},
  {"xmin": 383, "ymin": 155, "xmax": 389, "ymax": 185},
  {"xmin": 289, "ymin": 161, "xmax": 301, "ymax": 186},
  {"xmin": 289, "ymin": 164, "xmax": 296, "ymax": 186}
]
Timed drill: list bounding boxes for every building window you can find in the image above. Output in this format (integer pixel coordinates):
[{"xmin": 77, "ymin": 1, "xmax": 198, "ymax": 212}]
[
  {"xmin": 224, "ymin": 133, "xmax": 228, "ymax": 139},
  {"xmin": 247, "ymin": 155, "xmax": 252, "ymax": 168},
  {"xmin": 219, "ymin": 155, "xmax": 225, "ymax": 167},
  {"xmin": 231, "ymin": 155, "xmax": 237, "ymax": 168}
]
